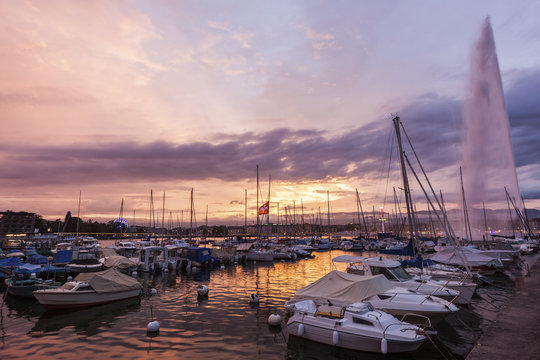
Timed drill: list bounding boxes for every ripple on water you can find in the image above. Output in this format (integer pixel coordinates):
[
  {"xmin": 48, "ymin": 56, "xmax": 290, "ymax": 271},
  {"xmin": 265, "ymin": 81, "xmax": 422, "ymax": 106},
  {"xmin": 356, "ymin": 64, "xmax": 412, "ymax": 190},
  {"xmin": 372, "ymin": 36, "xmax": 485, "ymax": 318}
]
[{"xmin": 1, "ymin": 249, "xmax": 525, "ymax": 359}]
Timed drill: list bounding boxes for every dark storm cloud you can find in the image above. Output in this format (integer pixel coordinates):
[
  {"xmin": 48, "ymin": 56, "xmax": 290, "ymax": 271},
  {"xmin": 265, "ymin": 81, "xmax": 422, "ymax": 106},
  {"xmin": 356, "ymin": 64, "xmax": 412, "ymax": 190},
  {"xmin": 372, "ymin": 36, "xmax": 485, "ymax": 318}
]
[
  {"xmin": 1, "ymin": 69, "xmax": 538, "ymax": 201},
  {"xmin": 505, "ymin": 68, "xmax": 540, "ymax": 168}
]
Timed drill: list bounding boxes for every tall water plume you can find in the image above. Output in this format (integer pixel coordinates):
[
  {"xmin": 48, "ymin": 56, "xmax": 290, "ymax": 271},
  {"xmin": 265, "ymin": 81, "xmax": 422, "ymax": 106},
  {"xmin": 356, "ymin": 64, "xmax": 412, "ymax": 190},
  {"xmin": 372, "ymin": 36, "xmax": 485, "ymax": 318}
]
[{"xmin": 461, "ymin": 17, "xmax": 521, "ymax": 238}]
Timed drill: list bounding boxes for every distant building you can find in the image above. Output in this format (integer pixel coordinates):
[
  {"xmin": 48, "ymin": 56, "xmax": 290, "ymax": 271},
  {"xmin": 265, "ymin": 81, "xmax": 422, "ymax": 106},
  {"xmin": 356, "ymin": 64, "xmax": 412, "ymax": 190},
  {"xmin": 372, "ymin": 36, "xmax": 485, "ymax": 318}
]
[{"xmin": 0, "ymin": 211, "xmax": 36, "ymax": 235}]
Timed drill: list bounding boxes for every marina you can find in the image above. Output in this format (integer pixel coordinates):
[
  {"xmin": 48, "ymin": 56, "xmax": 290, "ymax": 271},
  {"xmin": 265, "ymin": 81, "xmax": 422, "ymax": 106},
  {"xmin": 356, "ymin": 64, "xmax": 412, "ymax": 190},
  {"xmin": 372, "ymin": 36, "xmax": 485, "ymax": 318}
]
[
  {"xmin": 1, "ymin": 2, "xmax": 539, "ymax": 360},
  {"xmin": 1, "ymin": 239, "xmax": 538, "ymax": 359}
]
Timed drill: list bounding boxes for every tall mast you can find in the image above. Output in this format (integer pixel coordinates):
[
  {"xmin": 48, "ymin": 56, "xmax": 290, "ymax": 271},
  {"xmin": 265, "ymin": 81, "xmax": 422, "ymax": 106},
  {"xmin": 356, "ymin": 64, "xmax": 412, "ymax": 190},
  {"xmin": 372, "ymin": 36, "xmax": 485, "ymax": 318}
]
[
  {"xmin": 460, "ymin": 167, "xmax": 472, "ymax": 242},
  {"xmin": 189, "ymin": 188, "xmax": 194, "ymax": 240},
  {"xmin": 256, "ymin": 165, "xmax": 259, "ymax": 240},
  {"xmin": 482, "ymin": 202, "xmax": 488, "ymax": 245},
  {"xmin": 244, "ymin": 189, "xmax": 247, "ymax": 240},
  {"xmin": 205, "ymin": 204, "xmax": 208, "ymax": 238},
  {"xmin": 161, "ymin": 192, "xmax": 166, "ymax": 235},
  {"xmin": 267, "ymin": 175, "xmax": 271, "ymax": 235},
  {"xmin": 393, "ymin": 116, "xmax": 415, "ymax": 238},
  {"xmin": 327, "ymin": 190, "xmax": 330, "ymax": 228},
  {"xmin": 301, "ymin": 199, "xmax": 305, "ymax": 233},
  {"xmin": 76, "ymin": 190, "xmax": 82, "ymax": 236}
]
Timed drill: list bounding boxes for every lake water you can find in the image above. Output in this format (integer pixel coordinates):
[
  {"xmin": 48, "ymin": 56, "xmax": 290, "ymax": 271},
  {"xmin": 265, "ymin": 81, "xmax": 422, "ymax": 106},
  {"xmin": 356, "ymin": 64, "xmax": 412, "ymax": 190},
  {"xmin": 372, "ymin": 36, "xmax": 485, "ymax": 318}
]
[{"xmin": 0, "ymin": 247, "xmax": 520, "ymax": 359}]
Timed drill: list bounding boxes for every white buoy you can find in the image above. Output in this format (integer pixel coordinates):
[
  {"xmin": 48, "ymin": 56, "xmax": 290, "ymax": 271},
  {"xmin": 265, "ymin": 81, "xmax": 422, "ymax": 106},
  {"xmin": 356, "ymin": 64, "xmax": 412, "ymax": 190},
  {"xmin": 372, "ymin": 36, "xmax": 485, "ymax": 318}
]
[
  {"xmin": 332, "ymin": 330, "xmax": 339, "ymax": 345},
  {"xmin": 197, "ymin": 285, "xmax": 209, "ymax": 296},
  {"xmin": 298, "ymin": 323, "xmax": 305, "ymax": 336},
  {"xmin": 147, "ymin": 320, "xmax": 160, "ymax": 332},
  {"xmin": 191, "ymin": 266, "xmax": 198, "ymax": 272},
  {"xmin": 150, "ymin": 288, "xmax": 157, "ymax": 296},
  {"xmin": 268, "ymin": 313, "xmax": 282, "ymax": 326},
  {"xmin": 380, "ymin": 338, "xmax": 388, "ymax": 354},
  {"xmin": 249, "ymin": 293, "xmax": 259, "ymax": 303},
  {"xmin": 132, "ymin": 271, "xmax": 138, "ymax": 277},
  {"xmin": 67, "ymin": 276, "xmax": 73, "ymax": 282}
]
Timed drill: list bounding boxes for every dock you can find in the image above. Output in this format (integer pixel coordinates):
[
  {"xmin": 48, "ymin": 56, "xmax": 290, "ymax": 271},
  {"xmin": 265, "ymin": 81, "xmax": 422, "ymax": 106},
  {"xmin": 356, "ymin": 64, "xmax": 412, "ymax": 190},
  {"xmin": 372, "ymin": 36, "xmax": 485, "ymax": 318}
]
[{"xmin": 467, "ymin": 257, "xmax": 540, "ymax": 359}]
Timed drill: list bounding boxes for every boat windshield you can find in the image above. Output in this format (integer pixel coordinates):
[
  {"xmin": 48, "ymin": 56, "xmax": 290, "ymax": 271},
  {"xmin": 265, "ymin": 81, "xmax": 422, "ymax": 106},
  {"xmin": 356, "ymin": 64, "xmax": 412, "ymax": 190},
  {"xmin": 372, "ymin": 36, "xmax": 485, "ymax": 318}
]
[
  {"xmin": 370, "ymin": 265, "xmax": 413, "ymax": 281},
  {"xmin": 388, "ymin": 266, "xmax": 413, "ymax": 281},
  {"xmin": 61, "ymin": 283, "xmax": 77, "ymax": 290}
]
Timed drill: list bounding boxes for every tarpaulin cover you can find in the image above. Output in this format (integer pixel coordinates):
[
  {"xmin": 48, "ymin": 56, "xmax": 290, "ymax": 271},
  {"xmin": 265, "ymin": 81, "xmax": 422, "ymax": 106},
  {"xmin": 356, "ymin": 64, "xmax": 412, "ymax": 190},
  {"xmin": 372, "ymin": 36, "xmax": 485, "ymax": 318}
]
[
  {"xmin": 103, "ymin": 256, "xmax": 137, "ymax": 270},
  {"xmin": 429, "ymin": 248, "xmax": 503, "ymax": 268},
  {"xmin": 294, "ymin": 270, "xmax": 393, "ymax": 304},
  {"xmin": 53, "ymin": 250, "xmax": 73, "ymax": 264},
  {"xmin": 14, "ymin": 263, "xmax": 42, "ymax": 274},
  {"xmin": 75, "ymin": 268, "xmax": 141, "ymax": 293},
  {"xmin": 0, "ymin": 257, "xmax": 24, "ymax": 267}
]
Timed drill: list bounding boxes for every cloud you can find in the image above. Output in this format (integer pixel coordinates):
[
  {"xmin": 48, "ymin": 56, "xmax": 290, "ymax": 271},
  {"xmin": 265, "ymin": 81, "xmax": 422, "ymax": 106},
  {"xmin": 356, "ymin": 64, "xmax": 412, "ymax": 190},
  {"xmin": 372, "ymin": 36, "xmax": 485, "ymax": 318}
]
[
  {"xmin": 297, "ymin": 25, "xmax": 338, "ymax": 51},
  {"xmin": 1, "ymin": 66, "xmax": 539, "ymax": 204}
]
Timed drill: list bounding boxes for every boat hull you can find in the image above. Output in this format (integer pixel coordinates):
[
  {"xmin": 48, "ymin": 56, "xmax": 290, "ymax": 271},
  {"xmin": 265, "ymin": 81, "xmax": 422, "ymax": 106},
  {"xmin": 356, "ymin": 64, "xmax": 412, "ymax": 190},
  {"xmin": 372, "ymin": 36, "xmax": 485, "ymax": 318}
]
[
  {"xmin": 34, "ymin": 289, "xmax": 141, "ymax": 309},
  {"xmin": 287, "ymin": 318, "xmax": 425, "ymax": 353}
]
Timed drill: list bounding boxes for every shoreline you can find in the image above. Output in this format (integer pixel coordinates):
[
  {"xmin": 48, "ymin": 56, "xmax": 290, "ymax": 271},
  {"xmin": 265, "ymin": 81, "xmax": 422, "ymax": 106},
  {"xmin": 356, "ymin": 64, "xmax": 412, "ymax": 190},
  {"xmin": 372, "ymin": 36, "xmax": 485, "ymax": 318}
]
[{"xmin": 466, "ymin": 255, "xmax": 540, "ymax": 359}]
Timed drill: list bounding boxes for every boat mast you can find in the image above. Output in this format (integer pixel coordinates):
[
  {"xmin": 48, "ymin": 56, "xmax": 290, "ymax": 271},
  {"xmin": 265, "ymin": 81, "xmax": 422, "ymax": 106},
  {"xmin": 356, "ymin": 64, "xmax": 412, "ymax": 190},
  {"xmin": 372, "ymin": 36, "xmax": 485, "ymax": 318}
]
[
  {"xmin": 161, "ymin": 192, "xmax": 166, "ymax": 236},
  {"xmin": 393, "ymin": 116, "xmax": 415, "ymax": 240},
  {"xmin": 256, "ymin": 164, "xmax": 259, "ymax": 240},
  {"xmin": 267, "ymin": 175, "xmax": 271, "ymax": 236},
  {"xmin": 244, "ymin": 189, "xmax": 247, "ymax": 240},
  {"xmin": 482, "ymin": 202, "xmax": 488, "ymax": 246},
  {"xmin": 205, "ymin": 204, "xmax": 208, "ymax": 239},
  {"xmin": 301, "ymin": 199, "xmax": 305, "ymax": 233},
  {"xmin": 189, "ymin": 188, "xmax": 194, "ymax": 240},
  {"xmin": 356, "ymin": 189, "xmax": 368, "ymax": 237},
  {"xmin": 460, "ymin": 167, "xmax": 473, "ymax": 243},
  {"xmin": 76, "ymin": 190, "xmax": 82, "ymax": 237},
  {"xmin": 327, "ymin": 190, "xmax": 330, "ymax": 230}
]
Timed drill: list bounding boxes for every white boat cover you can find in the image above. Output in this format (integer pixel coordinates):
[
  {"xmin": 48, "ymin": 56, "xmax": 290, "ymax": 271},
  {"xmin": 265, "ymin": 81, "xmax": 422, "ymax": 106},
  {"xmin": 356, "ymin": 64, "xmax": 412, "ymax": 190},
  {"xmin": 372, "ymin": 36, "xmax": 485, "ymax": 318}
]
[
  {"xmin": 236, "ymin": 243, "xmax": 253, "ymax": 251},
  {"xmin": 294, "ymin": 271, "xmax": 393, "ymax": 303},
  {"xmin": 100, "ymin": 248, "xmax": 117, "ymax": 258},
  {"xmin": 103, "ymin": 256, "xmax": 138, "ymax": 270},
  {"xmin": 429, "ymin": 248, "xmax": 503, "ymax": 268},
  {"xmin": 75, "ymin": 268, "xmax": 142, "ymax": 293}
]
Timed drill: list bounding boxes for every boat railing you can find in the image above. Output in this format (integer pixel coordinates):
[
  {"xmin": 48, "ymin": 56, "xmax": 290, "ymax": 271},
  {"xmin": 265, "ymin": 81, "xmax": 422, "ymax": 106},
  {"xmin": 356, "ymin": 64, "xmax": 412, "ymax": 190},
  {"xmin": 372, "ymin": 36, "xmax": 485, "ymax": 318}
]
[{"xmin": 398, "ymin": 313, "xmax": 434, "ymax": 332}]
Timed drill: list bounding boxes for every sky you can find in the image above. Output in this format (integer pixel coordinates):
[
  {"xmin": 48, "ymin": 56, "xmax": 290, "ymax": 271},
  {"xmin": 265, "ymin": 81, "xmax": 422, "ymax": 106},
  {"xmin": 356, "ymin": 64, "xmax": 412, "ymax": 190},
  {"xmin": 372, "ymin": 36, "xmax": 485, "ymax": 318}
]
[{"xmin": 1, "ymin": 0, "xmax": 539, "ymax": 227}]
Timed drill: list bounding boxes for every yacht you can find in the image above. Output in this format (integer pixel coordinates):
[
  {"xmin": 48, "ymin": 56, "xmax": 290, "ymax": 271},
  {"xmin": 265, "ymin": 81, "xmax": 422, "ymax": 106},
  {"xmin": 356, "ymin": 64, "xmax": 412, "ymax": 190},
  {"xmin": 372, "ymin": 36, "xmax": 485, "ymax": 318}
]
[
  {"xmin": 287, "ymin": 300, "xmax": 428, "ymax": 354},
  {"xmin": 333, "ymin": 255, "xmax": 465, "ymax": 303}
]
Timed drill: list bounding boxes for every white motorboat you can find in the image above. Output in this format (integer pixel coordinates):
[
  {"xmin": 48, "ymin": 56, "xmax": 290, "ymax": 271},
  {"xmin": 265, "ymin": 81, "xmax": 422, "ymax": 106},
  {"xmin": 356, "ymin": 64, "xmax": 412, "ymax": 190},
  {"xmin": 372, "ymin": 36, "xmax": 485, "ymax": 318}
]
[
  {"xmin": 66, "ymin": 252, "xmax": 105, "ymax": 275},
  {"xmin": 131, "ymin": 246, "xmax": 169, "ymax": 272},
  {"xmin": 33, "ymin": 268, "xmax": 142, "ymax": 309},
  {"xmin": 286, "ymin": 271, "xmax": 458, "ymax": 325},
  {"xmin": 333, "ymin": 255, "xmax": 463, "ymax": 303},
  {"xmin": 287, "ymin": 300, "xmax": 428, "ymax": 354}
]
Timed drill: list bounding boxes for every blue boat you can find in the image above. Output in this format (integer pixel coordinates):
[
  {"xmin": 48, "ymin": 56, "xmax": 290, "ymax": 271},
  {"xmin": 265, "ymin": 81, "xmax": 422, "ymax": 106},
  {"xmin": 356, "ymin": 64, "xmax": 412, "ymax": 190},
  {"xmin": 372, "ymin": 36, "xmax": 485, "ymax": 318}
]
[{"xmin": 179, "ymin": 247, "xmax": 215, "ymax": 267}]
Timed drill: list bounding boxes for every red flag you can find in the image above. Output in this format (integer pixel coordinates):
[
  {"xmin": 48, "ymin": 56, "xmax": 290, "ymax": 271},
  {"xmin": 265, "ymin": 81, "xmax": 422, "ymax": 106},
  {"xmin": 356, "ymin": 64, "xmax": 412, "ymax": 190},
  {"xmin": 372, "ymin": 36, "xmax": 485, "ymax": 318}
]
[{"xmin": 258, "ymin": 201, "xmax": 269, "ymax": 215}]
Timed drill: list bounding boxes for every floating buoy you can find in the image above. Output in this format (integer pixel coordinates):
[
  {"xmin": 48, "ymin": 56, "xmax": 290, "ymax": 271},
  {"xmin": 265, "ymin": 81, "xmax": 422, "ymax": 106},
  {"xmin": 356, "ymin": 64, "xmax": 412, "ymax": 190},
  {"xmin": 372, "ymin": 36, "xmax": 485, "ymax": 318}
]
[
  {"xmin": 249, "ymin": 293, "xmax": 259, "ymax": 303},
  {"xmin": 298, "ymin": 323, "xmax": 305, "ymax": 336},
  {"xmin": 381, "ymin": 338, "xmax": 388, "ymax": 354},
  {"xmin": 150, "ymin": 288, "xmax": 157, "ymax": 296},
  {"xmin": 132, "ymin": 271, "xmax": 138, "ymax": 277},
  {"xmin": 147, "ymin": 320, "xmax": 160, "ymax": 332},
  {"xmin": 268, "ymin": 313, "xmax": 282, "ymax": 326},
  {"xmin": 332, "ymin": 330, "xmax": 339, "ymax": 345},
  {"xmin": 197, "ymin": 285, "xmax": 209, "ymax": 296}
]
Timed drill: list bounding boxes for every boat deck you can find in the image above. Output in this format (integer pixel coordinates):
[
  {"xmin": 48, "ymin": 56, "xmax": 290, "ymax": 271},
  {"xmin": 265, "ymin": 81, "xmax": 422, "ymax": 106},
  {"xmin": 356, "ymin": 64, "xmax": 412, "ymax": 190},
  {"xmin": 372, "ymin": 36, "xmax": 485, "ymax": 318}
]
[{"xmin": 466, "ymin": 256, "xmax": 540, "ymax": 359}]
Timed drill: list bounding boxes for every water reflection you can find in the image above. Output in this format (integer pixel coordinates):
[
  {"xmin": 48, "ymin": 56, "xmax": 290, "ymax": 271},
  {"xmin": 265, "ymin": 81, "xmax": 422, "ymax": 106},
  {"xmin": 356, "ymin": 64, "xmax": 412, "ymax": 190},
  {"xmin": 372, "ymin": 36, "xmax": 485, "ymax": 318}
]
[
  {"xmin": 0, "ymin": 249, "xmax": 523, "ymax": 359},
  {"xmin": 29, "ymin": 297, "xmax": 141, "ymax": 337}
]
